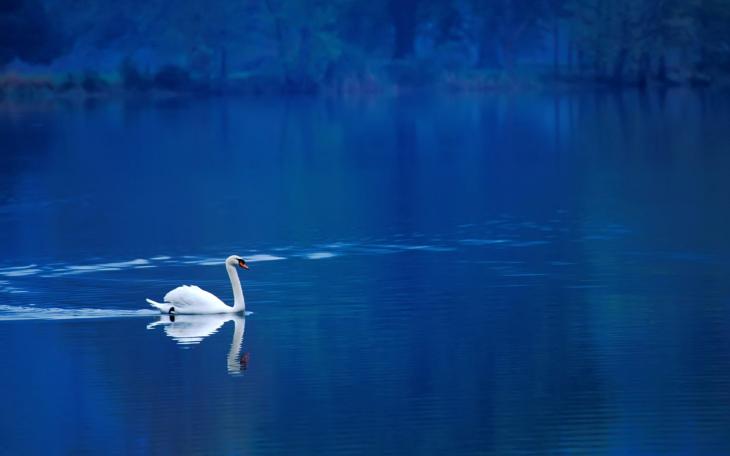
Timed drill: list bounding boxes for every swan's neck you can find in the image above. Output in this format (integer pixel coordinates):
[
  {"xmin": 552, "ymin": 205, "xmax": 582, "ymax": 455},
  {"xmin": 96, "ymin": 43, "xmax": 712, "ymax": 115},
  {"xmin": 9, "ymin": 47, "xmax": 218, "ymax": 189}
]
[{"xmin": 226, "ymin": 263, "xmax": 245, "ymax": 312}]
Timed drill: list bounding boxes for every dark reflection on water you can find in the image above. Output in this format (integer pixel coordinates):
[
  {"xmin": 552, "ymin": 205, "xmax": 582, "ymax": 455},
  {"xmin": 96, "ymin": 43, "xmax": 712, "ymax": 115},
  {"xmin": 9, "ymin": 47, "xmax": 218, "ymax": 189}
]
[{"xmin": 1, "ymin": 91, "xmax": 730, "ymax": 454}]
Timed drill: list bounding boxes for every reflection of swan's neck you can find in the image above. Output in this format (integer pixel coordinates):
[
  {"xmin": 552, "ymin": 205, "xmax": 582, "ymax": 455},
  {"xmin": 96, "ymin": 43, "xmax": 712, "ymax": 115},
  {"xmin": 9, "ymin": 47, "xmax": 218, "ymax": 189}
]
[
  {"xmin": 227, "ymin": 316, "xmax": 246, "ymax": 374},
  {"xmin": 226, "ymin": 263, "xmax": 245, "ymax": 312}
]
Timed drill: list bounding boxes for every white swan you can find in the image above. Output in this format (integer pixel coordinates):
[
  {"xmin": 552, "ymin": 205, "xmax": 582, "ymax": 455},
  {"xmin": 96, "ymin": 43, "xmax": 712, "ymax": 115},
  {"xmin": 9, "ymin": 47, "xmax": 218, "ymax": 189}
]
[
  {"xmin": 147, "ymin": 313, "xmax": 247, "ymax": 374},
  {"xmin": 146, "ymin": 255, "xmax": 249, "ymax": 314}
]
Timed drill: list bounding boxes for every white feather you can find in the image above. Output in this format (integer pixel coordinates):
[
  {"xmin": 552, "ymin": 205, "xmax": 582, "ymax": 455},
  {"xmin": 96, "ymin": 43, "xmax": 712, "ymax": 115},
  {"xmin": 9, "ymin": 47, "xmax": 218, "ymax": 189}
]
[{"xmin": 146, "ymin": 255, "xmax": 247, "ymax": 314}]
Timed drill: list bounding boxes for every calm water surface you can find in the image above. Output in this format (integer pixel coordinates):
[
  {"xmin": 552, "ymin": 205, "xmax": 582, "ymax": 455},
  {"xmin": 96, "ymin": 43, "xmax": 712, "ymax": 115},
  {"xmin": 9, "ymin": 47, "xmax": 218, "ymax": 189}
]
[{"xmin": 1, "ymin": 91, "xmax": 730, "ymax": 454}]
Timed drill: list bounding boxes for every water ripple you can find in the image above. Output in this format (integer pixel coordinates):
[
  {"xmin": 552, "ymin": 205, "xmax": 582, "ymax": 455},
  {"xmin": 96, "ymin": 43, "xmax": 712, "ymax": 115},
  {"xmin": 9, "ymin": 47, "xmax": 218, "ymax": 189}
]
[{"xmin": 0, "ymin": 304, "xmax": 158, "ymax": 321}]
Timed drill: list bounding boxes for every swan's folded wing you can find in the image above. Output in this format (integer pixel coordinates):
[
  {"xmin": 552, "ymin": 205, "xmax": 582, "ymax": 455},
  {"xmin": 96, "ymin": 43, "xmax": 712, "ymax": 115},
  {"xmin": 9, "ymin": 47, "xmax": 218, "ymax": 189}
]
[{"xmin": 163, "ymin": 285, "xmax": 225, "ymax": 310}]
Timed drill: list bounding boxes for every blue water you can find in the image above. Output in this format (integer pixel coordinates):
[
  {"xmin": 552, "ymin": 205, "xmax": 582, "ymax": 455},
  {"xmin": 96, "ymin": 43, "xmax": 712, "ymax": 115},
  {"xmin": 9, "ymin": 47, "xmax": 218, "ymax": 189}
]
[{"xmin": 2, "ymin": 91, "xmax": 730, "ymax": 454}]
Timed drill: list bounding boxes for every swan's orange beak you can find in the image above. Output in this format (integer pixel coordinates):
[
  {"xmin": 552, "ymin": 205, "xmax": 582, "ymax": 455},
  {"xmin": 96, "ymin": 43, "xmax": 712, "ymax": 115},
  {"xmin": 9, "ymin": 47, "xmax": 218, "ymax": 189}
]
[{"xmin": 238, "ymin": 259, "xmax": 249, "ymax": 270}]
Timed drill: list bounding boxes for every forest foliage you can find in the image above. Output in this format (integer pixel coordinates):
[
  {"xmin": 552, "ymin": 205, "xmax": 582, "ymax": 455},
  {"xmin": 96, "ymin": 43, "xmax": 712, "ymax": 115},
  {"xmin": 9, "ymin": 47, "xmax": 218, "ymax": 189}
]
[{"xmin": 2, "ymin": 0, "xmax": 730, "ymax": 94}]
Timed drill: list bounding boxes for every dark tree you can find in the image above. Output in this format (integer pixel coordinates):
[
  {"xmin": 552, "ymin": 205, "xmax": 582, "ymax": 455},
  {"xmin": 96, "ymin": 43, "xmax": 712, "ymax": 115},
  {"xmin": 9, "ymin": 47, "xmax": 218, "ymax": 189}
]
[
  {"xmin": 0, "ymin": 0, "xmax": 67, "ymax": 67},
  {"xmin": 390, "ymin": 0, "xmax": 421, "ymax": 58}
]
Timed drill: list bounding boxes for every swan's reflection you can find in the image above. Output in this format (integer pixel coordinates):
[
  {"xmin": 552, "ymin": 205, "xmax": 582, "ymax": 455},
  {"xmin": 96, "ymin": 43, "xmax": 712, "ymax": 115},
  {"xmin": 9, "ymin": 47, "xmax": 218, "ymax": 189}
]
[{"xmin": 147, "ymin": 313, "xmax": 247, "ymax": 375}]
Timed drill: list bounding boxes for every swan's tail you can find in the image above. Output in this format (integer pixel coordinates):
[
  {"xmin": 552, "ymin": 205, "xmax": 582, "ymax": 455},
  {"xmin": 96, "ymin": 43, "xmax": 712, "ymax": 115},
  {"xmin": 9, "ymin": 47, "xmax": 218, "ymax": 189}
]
[{"xmin": 146, "ymin": 298, "xmax": 171, "ymax": 313}]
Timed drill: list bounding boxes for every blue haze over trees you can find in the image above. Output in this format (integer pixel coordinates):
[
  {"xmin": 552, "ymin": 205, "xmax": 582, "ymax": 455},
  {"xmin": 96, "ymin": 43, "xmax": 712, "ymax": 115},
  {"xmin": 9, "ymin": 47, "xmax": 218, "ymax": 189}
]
[{"xmin": 1, "ymin": 0, "xmax": 730, "ymax": 95}]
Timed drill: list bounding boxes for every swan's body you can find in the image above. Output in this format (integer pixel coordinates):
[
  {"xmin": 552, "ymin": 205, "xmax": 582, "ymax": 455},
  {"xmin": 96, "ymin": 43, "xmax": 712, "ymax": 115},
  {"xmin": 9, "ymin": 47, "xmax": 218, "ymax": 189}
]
[{"xmin": 146, "ymin": 255, "xmax": 248, "ymax": 314}]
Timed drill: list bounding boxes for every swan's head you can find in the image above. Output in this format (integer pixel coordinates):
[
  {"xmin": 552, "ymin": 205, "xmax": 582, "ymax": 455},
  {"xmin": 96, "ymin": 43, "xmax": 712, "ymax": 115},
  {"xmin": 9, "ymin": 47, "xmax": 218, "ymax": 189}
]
[{"xmin": 226, "ymin": 255, "xmax": 249, "ymax": 270}]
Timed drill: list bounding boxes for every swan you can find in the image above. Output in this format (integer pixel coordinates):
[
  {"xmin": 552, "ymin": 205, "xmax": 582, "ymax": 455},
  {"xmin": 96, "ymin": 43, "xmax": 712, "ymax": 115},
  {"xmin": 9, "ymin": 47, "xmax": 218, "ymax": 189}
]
[
  {"xmin": 147, "ymin": 313, "xmax": 247, "ymax": 374},
  {"xmin": 146, "ymin": 255, "xmax": 249, "ymax": 314}
]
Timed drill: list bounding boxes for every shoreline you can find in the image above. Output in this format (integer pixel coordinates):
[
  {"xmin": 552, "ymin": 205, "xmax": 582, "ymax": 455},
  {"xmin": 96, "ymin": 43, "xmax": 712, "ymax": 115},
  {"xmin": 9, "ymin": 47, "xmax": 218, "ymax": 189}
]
[{"xmin": 1, "ymin": 66, "xmax": 725, "ymax": 102}]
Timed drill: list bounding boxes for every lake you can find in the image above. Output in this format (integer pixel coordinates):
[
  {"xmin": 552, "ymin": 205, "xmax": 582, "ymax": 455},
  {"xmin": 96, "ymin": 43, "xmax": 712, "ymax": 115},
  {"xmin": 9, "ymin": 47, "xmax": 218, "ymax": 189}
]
[{"xmin": 1, "ymin": 90, "xmax": 730, "ymax": 454}]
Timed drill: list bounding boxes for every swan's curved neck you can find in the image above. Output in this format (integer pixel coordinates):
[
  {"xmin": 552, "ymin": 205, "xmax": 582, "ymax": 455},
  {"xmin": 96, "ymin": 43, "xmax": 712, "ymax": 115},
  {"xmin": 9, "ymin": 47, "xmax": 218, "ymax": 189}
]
[{"xmin": 225, "ymin": 263, "xmax": 245, "ymax": 312}]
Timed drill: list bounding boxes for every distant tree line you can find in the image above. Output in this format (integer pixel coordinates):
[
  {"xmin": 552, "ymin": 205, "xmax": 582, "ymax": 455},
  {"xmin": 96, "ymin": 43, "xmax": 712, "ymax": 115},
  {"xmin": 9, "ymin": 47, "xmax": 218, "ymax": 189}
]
[{"xmin": 2, "ymin": 0, "xmax": 730, "ymax": 93}]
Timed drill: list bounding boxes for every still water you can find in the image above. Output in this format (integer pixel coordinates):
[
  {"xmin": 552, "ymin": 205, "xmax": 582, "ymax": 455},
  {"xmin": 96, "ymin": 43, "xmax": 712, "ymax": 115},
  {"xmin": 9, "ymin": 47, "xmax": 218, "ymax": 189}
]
[{"xmin": 1, "ymin": 90, "xmax": 730, "ymax": 454}]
